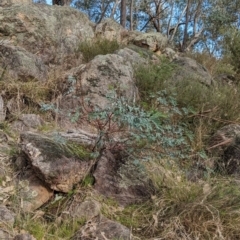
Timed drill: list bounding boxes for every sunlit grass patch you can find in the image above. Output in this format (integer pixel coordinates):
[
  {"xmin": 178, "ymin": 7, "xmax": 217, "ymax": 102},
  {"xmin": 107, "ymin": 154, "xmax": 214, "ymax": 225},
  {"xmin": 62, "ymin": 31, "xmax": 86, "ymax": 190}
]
[{"xmin": 79, "ymin": 37, "xmax": 121, "ymax": 63}]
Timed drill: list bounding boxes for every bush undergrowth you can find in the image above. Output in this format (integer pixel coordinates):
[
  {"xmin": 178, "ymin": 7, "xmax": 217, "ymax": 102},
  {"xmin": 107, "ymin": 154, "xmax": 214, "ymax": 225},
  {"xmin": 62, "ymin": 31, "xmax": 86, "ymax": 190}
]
[
  {"xmin": 135, "ymin": 61, "xmax": 240, "ymax": 153},
  {"xmin": 79, "ymin": 38, "xmax": 121, "ymax": 63},
  {"xmin": 14, "ymin": 213, "xmax": 84, "ymax": 240},
  {"xmin": 86, "ymin": 91, "xmax": 189, "ymax": 161},
  {"xmin": 2, "ymin": 37, "xmax": 240, "ymax": 240},
  {"xmin": 101, "ymin": 159, "xmax": 240, "ymax": 239},
  {"xmin": 135, "ymin": 57, "xmax": 176, "ymax": 101}
]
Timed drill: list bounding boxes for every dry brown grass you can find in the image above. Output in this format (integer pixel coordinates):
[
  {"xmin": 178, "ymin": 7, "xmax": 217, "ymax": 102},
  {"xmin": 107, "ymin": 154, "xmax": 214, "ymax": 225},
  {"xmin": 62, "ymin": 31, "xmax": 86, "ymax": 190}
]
[
  {"xmin": 186, "ymin": 51, "xmax": 236, "ymax": 77},
  {"xmin": 0, "ymin": 69, "xmax": 64, "ymax": 124},
  {"xmin": 97, "ymin": 159, "xmax": 240, "ymax": 239}
]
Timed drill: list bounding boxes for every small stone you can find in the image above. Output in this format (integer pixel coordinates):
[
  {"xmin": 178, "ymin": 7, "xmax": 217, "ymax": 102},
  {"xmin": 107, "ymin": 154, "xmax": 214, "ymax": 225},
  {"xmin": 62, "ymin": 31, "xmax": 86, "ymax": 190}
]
[
  {"xmin": 70, "ymin": 199, "xmax": 101, "ymax": 220},
  {"xmin": 14, "ymin": 233, "xmax": 36, "ymax": 240},
  {"xmin": 0, "ymin": 205, "xmax": 15, "ymax": 227},
  {"xmin": 73, "ymin": 215, "xmax": 131, "ymax": 240},
  {"xmin": 18, "ymin": 169, "xmax": 53, "ymax": 212}
]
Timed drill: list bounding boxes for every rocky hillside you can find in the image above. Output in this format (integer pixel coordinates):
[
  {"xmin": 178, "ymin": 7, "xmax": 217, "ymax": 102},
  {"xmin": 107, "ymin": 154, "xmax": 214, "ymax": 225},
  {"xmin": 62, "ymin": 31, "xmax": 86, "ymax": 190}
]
[{"xmin": 1, "ymin": 1, "xmax": 240, "ymax": 240}]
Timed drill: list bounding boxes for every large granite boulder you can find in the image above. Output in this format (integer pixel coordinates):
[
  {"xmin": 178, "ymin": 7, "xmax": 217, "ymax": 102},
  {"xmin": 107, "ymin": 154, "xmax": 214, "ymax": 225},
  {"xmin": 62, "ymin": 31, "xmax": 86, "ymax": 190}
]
[
  {"xmin": 133, "ymin": 32, "xmax": 168, "ymax": 52},
  {"xmin": 172, "ymin": 56, "xmax": 213, "ymax": 86},
  {"xmin": 0, "ymin": 42, "xmax": 48, "ymax": 81},
  {"xmin": 93, "ymin": 150, "xmax": 154, "ymax": 206},
  {"xmin": 20, "ymin": 131, "xmax": 94, "ymax": 192},
  {"xmin": 95, "ymin": 18, "xmax": 127, "ymax": 43},
  {"xmin": 0, "ymin": 3, "xmax": 95, "ymax": 80},
  {"xmin": 0, "ymin": 0, "xmax": 31, "ymax": 7},
  {"xmin": 79, "ymin": 52, "xmax": 139, "ymax": 109},
  {"xmin": 57, "ymin": 48, "xmax": 143, "ymax": 127}
]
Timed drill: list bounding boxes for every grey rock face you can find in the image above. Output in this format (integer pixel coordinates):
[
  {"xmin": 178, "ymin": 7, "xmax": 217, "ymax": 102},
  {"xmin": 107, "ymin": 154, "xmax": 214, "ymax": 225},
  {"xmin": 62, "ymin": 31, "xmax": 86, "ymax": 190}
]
[
  {"xmin": 17, "ymin": 169, "xmax": 53, "ymax": 212},
  {"xmin": 0, "ymin": 4, "xmax": 95, "ymax": 80},
  {"xmin": 58, "ymin": 48, "xmax": 142, "ymax": 128},
  {"xmin": 0, "ymin": 43, "xmax": 48, "ymax": 82},
  {"xmin": 70, "ymin": 199, "xmax": 101, "ymax": 220},
  {"xmin": 0, "ymin": 205, "xmax": 15, "ymax": 226},
  {"xmin": 80, "ymin": 53, "xmax": 139, "ymax": 109},
  {"xmin": 73, "ymin": 215, "xmax": 131, "ymax": 240},
  {"xmin": 20, "ymin": 131, "xmax": 94, "ymax": 192},
  {"xmin": 133, "ymin": 32, "xmax": 168, "ymax": 52},
  {"xmin": 0, "ymin": 0, "xmax": 31, "ymax": 7},
  {"xmin": 12, "ymin": 114, "xmax": 43, "ymax": 132},
  {"xmin": 14, "ymin": 233, "xmax": 36, "ymax": 240},
  {"xmin": 95, "ymin": 18, "xmax": 127, "ymax": 43},
  {"xmin": 172, "ymin": 56, "xmax": 213, "ymax": 86},
  {"xmin": 93, "ymin": 150, "xmax": 154, "ymax": 206}
]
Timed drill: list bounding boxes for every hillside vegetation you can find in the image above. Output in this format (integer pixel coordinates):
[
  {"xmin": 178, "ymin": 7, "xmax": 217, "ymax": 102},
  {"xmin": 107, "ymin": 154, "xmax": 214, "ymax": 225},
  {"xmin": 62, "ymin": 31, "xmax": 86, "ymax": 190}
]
[{"xmin": 1, "ymin": 2, "xmax": 240, "ymax": 240}]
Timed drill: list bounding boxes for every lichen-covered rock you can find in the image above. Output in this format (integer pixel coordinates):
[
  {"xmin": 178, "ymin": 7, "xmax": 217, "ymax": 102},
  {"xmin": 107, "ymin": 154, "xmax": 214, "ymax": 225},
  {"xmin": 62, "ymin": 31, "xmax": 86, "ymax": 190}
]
[
  {"xmin": 0, "ymin": 205, "xmax": 15, "ymax": 226},
  {"xmin": 93, "ymin": 150, "xmax": 154, "ymax": 206},
  {"xmin": 116, "ymin": 47, "xmax": 148, "ymax": 66},
  {"xmin": 65, "ymin": 49, "xmax": 140, "ymax": 108},
  {"xmin": 14, "ymin": 233, "xmax": 36, "ymax": 240},
  {"xmin": 57, "ymin": 48, "xmax": 142, "ymax": 128},
  {"xmin": 95, "ymin": 18, "xmax": 127, "ymax": 43},
  {"xmin": 20, "ymin": 131, "xmax": 94, "ymax": 192},
  {"xmin": 69, "ymin": 199, "xmax": 101, "ymax": 220},
  {"xmin": 172, "ymin": 56, "xmax": 213, "ymax": 86},
  {"xmin": 0, "ymin": 0, "xmax": 31, "ymax": 7},
  {"xmin": 0, "ymin": 42, "xmax": 48, "ymax": 81},
  {"xmin": 80, "ymin": 53, "xmax": 139, "ymax": 109},
  {"xmin": 0, "ymin": 3, "xmax": 95, "ymax": 78},
  {"xmin": 12, "ymin": 114, "xmax": 43, "ymax": 132},
  {"xmin": 0, "ymin": 229, "xmax": 12, "ymax": 239},
  {"xmin": 133, "ymin": 32, "xmax": 168, "ymax": 52},
  {"xmin": 18, "ymin": 169, "xmax": 53, "ymax": 212},
  {"xmin": 73, "ymin": 215, "xmax": 131, "ymax": 240}
]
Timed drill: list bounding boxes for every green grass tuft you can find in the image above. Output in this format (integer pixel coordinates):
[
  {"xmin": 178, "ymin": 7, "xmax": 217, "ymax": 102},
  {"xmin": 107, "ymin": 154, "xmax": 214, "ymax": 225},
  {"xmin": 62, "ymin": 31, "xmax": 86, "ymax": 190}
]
[{"xmin": 79, "ymin": 38, "xmax": 121, "ymax": 63}]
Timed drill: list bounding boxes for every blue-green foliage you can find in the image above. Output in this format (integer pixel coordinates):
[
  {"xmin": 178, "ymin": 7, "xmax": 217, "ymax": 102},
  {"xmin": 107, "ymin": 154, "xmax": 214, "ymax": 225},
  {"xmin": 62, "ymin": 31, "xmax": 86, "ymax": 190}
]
[
  {"xmin": 40, "ymin": 103, "xmax": 56, "ymax": 112},
  {"xmin": 88, "ymin": 91, "xmax": 189, "ymax": 160},
  {"xmin": 66, "ymin": 76, "xmax": 77, "ymax": 94},
  {"xmin": 39, "ymin": 90, "xmax": 192, "ymax": 161}
]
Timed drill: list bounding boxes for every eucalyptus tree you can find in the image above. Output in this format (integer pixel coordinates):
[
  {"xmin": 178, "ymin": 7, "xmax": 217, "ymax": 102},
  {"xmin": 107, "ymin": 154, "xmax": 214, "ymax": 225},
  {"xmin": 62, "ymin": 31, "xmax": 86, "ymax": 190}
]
[
  {"xmin": 164, "ymin": 0, "xmax": 240, "ymax": 53},
  {"xmin": 166, "ymin": 0, "xmax": 205, "ymax": 52},
  {"xmin": 72, "ymin": 0, "xmax": 240, "ymax": 54},
  {"xmin": 202, "ymin": 0, "xmax": 240, "ymax": 55},
  {"xmin": 72, "ymin": 0, "xmax": 119, "ymax": 23},
  {"xmin": 120, "ymin": 0, "xmax": 126, "ymax": 27}
]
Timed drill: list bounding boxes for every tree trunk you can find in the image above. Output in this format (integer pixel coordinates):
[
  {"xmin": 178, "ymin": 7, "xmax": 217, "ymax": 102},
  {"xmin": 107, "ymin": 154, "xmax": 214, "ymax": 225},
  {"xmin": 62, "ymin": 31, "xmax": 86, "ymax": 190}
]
[
  {"xmin": 182, "ymin": 0, "xmax": 191, "ymax": 51},
  {"xmin": 110, "ymin": 0, "xmax": 121, "ymax": 19},
  {"xmin": 130, "ymin": 0, "xmax": 133, "ymax": 30},
  {"xmin": 120, "ymin": 0, "xmax": 126, "ymax": 28}
]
